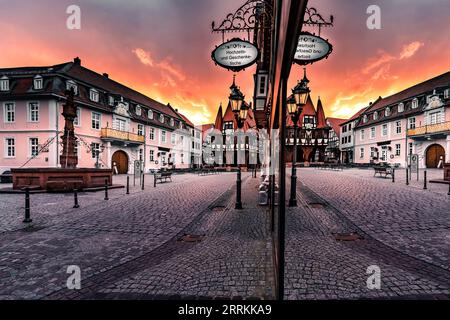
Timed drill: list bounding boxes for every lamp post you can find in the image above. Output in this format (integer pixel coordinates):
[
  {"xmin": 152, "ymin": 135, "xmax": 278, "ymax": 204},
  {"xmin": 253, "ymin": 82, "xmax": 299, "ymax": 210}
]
[
  {"xmin": 229, "ymin": 76, "xmax": 247, "ymax": 210},
  {"xmin": 288, "ymin": 69, "xmax": 310, "ymax": 207}
]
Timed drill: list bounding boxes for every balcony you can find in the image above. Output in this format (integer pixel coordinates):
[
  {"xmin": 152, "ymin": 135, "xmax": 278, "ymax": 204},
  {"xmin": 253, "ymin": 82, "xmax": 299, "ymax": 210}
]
[
  {"xmin": 407, "ymin": 121, "xmax": 450, "ymax": 137},
  {"xmin": 101, "ymin": 128, "xmax": 145, "ymax": 144}
]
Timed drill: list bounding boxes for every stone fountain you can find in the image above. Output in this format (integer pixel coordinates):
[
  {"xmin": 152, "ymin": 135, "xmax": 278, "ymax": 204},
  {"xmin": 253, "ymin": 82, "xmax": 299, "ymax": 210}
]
[{"xmin": 11, "ymin": 89, "xmax": 113, "ymax": 192}]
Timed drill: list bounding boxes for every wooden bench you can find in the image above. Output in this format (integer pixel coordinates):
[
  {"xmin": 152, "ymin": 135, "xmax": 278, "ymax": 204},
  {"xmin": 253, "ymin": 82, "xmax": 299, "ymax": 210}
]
[
  {"xmin": 373, "ymin": 166, "xmax": 393, "ymax": 178},
  {"xmin": 154, "ymin": 171, "xmax": 173, "ymax": 185}
]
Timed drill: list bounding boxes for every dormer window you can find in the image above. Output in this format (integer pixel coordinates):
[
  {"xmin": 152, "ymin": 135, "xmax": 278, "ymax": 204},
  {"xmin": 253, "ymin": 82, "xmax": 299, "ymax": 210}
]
[
  {"xmin": 398, "ymin": 103, "xmax": 404, "ymax": 113},
  {"xmin": 66, "ymin": 80, "xmax": 78, "ymax": 95},
  {"xmin": 108, "ymin": 95, "xmax": 115, "ymax": 106},
  {"xmin": 373, "ymin": 111, "xmax": 378, "ymax": 120},
  {"xmin": 385, "ymin": 107, "xmax": 391, "ymax": 117},
  {"xmin": 170, "ymin": 118, "xmax": 174, "ymax": 127},
  {"xmin": 159, "ymin": 114, "xmax": 165, "ymax": 123},
  {"xmin": 363, "ymin": 115, "xmax": 368, "ymax": 123},
  {"xmin": 33, "ymin": 75, "xmax": 43, "ymax": 90},
  {"xmin": 179, "ymin": 122, "xmax": 183, "ymax": 129},
  {"xmin": 0, "ymin": 76, "xmax": 9, "ymax": 91},
  {"xmin": 444, "ymin": 89, "xmax": 449, "ymax": 99},
  {"xmin": 412, "ymin": 98, "xmax": 418, "ymax": 109},
  {"xmin": 148, "ymin": 110, "xmax": 153, "ymax": 119},
  {"xmin": 89, "ymin": 89, "xmax": 99, "ymax": 102},
  {"xmin": 135, "ymin": 105, "xmax": 142, "ymax": 116}
]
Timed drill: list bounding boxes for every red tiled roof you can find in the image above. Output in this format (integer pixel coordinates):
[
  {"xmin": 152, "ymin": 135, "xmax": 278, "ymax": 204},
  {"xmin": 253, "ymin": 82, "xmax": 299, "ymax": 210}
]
[
  {"xmin": 177, "ymin": 112, "xmax": 195, "ymax": 128},
  {"xmin": 326, "ymin": 118, "xmax": 347, "ymax": 138},
  {"xmin": 340, "ymin": 106, "xmax": 370, "ymax": 126},
  {"xmin": 316, "ymin": 98, "xmax": 327, "ymax": 128},
  {"xmin": 214, "ymin": 103, "xmax": 223, "ymax": 130}
]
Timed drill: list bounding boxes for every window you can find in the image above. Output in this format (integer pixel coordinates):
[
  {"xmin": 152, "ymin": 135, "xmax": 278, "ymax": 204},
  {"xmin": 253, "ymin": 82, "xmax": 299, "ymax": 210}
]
[
  {"xmin": 408, "ymin": 117, "xmax": 416, "ymax": 129},
  {"xmin": 91, "ymin": 112, "xmax": 101, "ymax": 130},
  {"xmin": 114, "ymin": 118, "xmax": 126, "ymax": 131},
  {"xmin": 150, "ymin": 150, "xmax": 155, "ymax": 162},
  {"xmin": 91, "ymin": 143, "xmax": 100, "ymax": 159},
  {"xmin": 348, "ymin": 136, "xmax": 351, "ymax": 143},
  {"xmin": 74, "ymin": 108, "xmax": 81, "ymax": 126},
  {"xmin": 342, "ymin": 126, "xmax": 347, "ymax": 134},
  {"xmin": 429, "ymin": 111, "xmax": 442, "ymax": 125},
  {"xmin": 348, "ymin": 123, "xmax": 352, "ymax": 131},
  {"xmin": 363, "ymin": 115, "xmax": 368, "ymax": 123},
  {"xmin": 180, "ymin": 136, "xmax": 184, "ymax": 144},
  {"xmin": 385, "ymin": 107, "xmax": 391, "ymax": 117},
  {"xmin": 5, "ymin": 138, "xmax": 15, "ymax": 157},
  {"xmin": 4, "ymin": 103, "xmax": 15, "ymax": 123},
  {"xmin": 370, "ymin": 127, "xmax": 376, "ymax": 139},
  {"xmin": 74, "ymin": 141, "xmax": 79, "ymax": 158},
  {"xmin": 0, "ymin": 76, "xmax": 9, "ymax": 91},
  {"xmin": 161, "ymin": 130, "xmax": 166, "ymax": 143},
  {"xmin": 90, "ymin": 89, "xmax": 99, "ymax": 102},
  {"xmin": 170, "ymin": 118, "xmax": 174, "ymax": 127},
  {"xmin": 108, "ymin": 96, "xmax": 115, "ymax": 106},
  {"xmin": 398, "ymin": 103, "xmax": 405, "ymax": 113},
  {"xmin": 159, "ymin": 114, "xmax": 165, "ymax": 123},
  {"xmin": 409, "ymin": 143, "xmax": 413, "ymax": 155},
  {"xmin": 66, "ymin": 80, "xmax": 78, "ymax": 94},
  {"xmin": 373, "ymin": 111, "xmax": 378, "ymax": 120},
  {"xmin": 139, "ymin": 149, "xmax": 143, "ymax": 161},
  {"xmin": 34, "ymin": 76, "xmax": 43, "ymax": 90},
  {"xmin": 360, "ymin": 148, "xmax": 365, "ymax": 159},
  {"xmin": 445, "ymin": 89, "xmax": 450, "ymax": 99},
  {"xmin": 382, "ymin": 124, "xmax": 388, "ymax": 136},
  {"xmin": 171, "ymin": 133, "xmax": 176, "ymax": 144},
  {"xmin": 370, "ymin": 147, "xmax": 376, "ymax": 158},
  {"xmin": 148, "ymin": 110, "xmax": 153, "ymax": 119},
  {"xmin": 396, "ymin": 121, "xmax": 402, "ymax": 134},
  {"xmin": 149, "ymin": 128, "xmax": 155, "ymax": 140},
  {"xmin": 28, "ymin": 102, "xmax": 39, "ymax": 122},
  {"xmin": 303, "ymin": 115, "xmax": 316, "ymax": 128},
  {"xmin": 29, "ymin": 138, "xmax": 39, "ymax": 157},
  {"xmin": 412, "ymin": 98, "xmax": 418, "ymax": 109},
  {"xmin": 136, "ymin": 105, "xmax": 142, "ymax": 116},
  {"xmin": 161, "ymin": 152, "xmax": 167, "ymax": 165},
  {"xmin": 259, "ymin": 75, "xmax": 267, "ymax": 95},
  {"xmin": 395, "ymin": 144, "xmax": 401, "ymax": 156},
  {"xmin": 360, "ymin": 130, "xmax": 365, "ymax": 140},
  {"xmin": 137, "ymin": 124, "xmax": 144, "ymax": 136}
]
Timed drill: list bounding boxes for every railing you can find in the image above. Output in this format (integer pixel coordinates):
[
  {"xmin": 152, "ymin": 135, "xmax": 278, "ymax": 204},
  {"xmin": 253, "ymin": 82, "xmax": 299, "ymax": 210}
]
[
  {"xmin": 407, "ymin": 121, "xmax": 450, "ymax": 137},
  {"xmin": 100, "ymin": 128, "xmax": 145, "ymax": 143}
]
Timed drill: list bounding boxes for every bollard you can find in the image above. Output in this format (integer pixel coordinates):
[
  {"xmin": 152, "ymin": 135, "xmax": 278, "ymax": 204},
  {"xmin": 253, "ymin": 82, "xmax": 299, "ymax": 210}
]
[
  {"xmin": 141, "ymin": 173, "xmax": 145, "ymax": 191},
  {"xmin": 154, "ymin": 173, "xmax": 157, "ymax": 188},
  {"xmin": 406, "ymin": 168, "xmax": 409, "ymax": 186},
  {"xmin": 73, "ymin": 189, "xmax": 80, "ymax": 208},
  {"xmin": 392, "ymin": 169, "xmax": 395, "ymax": 183},
  {"xmin": 104, "ymin": 179, "xmax": 109, "ymax": 201},
  {"xmin": 423, "ymin": 171, "xmax": 427, "ymax": 190},
  {"xmin": 126, "ymin": 176, "xmax": 130, "ymax": 195},
  {"xmin": 23, "ymin": 187, "xmax": 32, "ymax": 223}
]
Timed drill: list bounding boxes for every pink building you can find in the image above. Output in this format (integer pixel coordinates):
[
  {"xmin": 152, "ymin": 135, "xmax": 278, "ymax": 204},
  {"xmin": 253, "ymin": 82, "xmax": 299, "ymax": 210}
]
[
  {"xmin": 353, "ymin": 71, "xmax": 450, "ymax": 169},
  {"xmin": 0, "ymin": 58, "xmax": 196, "ymax": 175}
]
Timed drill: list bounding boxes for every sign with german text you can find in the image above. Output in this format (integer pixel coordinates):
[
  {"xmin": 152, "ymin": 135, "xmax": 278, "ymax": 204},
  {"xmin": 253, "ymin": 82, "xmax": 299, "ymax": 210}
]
[
  {"xmin": 294, "ymin": 32, "xmax": 333, "ymax": 65},
  {"xmin": 212, "ymin": 38, "xmax": 259, "ymax": 72}
]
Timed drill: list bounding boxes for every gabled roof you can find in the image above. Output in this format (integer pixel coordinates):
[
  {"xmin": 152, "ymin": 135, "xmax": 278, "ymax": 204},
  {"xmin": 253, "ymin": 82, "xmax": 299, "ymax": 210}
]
[
  {"xmin": 326, "ymin": 118, "xmax": 347, "ymax": 138},
  {"xmin": 177, "ymin": 112, "xmax": 195, "ymax": 128},
  {"xmin": 316, "ymin": 97, "xmax": 327, "ymax": 128},
  {"xmin": 214, "ymin": 103, "xmax": 223, "ymax": 130},
  {"xmin": 340, "ymin": 106, "xmax": 371, "ymax": 126}
]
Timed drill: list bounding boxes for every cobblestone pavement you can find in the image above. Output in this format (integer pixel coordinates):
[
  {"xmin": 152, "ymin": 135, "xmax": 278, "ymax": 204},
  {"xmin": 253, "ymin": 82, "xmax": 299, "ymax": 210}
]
[
  {"xmin": 0, "ymin": 173, "xmax": 270, "ymax": 299},
  {"xmin": 284, "ymin": 168, "xmax": 449, "ymax": 299}
]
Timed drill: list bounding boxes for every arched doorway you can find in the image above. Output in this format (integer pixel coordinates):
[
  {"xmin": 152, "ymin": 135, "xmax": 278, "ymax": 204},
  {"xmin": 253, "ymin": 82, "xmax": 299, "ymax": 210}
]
[
  {"xmin": 112, "ymin": 151, "xmax": 129, "ymax": 174},
  {"xmin": 426, "ymin": 144, "xmax": 445, "ymax": 168}
]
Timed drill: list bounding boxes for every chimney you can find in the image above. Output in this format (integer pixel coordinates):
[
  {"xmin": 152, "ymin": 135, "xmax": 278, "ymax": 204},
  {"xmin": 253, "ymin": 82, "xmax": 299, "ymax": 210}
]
[
  {"xmin": 103, "ymin": 73, "xmax": 109, "ymax": 78},
  {"xmin": 73, "ymin": 57, "xmax": 81, "ymax": 66}
]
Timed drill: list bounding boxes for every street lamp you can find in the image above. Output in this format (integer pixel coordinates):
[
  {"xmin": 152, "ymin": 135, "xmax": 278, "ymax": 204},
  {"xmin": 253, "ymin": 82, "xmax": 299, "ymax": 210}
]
[
  {"xmin": 288, "ymin": 71, "xmax": 309, "ymax": 207},
  {"xmin": 229, "ymin": 76, "xmax": 246, "ymax": 210}
]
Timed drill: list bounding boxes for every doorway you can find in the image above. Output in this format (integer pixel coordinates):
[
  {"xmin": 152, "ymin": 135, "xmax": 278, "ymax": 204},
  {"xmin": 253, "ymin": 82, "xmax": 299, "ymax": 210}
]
[
  {"xmin": 112, "ymin": 150, "xmax": 129, "ymax": 174},
  {"xmin": 426, "ymin": 144, "xmax": 445, "ymax": 168}
]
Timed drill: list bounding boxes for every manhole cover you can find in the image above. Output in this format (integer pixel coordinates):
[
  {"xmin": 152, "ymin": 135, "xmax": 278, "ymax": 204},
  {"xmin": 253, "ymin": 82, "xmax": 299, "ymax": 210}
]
[
  {"xmin": 308, "ymin": 203, "xmax": 326, "ymax": 209},
  {"xmin": 333, "ymin": 232, "xmax": 364, "ymax": 242},
  {"xmin": 178, "ymin": 234, "xmax": 205, "ymax": 243}
]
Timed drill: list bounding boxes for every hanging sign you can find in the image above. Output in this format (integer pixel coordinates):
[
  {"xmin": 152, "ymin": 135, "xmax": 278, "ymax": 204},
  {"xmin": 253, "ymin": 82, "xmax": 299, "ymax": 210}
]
[
  {"xmin": 212, "ymin": 38, "xmax": 259, "ymax": 72},
  {"xmin": 294, "ymin": 32, "xmax": 333, "ymax": 65}
]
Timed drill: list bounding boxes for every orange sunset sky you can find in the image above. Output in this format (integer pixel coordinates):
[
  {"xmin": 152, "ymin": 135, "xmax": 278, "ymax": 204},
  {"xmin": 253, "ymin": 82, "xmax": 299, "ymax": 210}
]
[{"xmin": 1, "ymin": 0, "xmax": 450, "ymax": 125}]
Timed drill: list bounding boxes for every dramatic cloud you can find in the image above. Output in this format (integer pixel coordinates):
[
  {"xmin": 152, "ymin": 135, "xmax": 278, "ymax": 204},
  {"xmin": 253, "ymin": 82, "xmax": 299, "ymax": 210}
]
[
  {"xmin": 399, "ymin": 41, "xmax": 424, "ymax": 60},
  {"xmin": 132, "ymin": 48, "xmax": 154, "ymax": 67}
]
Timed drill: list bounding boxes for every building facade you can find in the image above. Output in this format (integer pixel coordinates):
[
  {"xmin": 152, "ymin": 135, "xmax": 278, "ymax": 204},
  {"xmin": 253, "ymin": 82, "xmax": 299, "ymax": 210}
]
[
  {"xmin": 353, "ymin": 71, "xmax": 450, "ymax": 169},
  {"xmin": 0, "ymin": 58, "xmax": 196, "ymax": 175},
  {"xmin": 325, "ymin": 117, "xmax": 347, "ymax": 161},
  {"xmin": 339, "ymin": 106, "xmax": 370, "ymax": 164}
]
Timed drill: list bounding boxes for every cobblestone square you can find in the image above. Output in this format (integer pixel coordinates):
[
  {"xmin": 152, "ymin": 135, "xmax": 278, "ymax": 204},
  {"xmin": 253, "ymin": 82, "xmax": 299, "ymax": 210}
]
[{"xmin": 0, "ymin": 169, "xmax": 448, "ymax": 300}]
